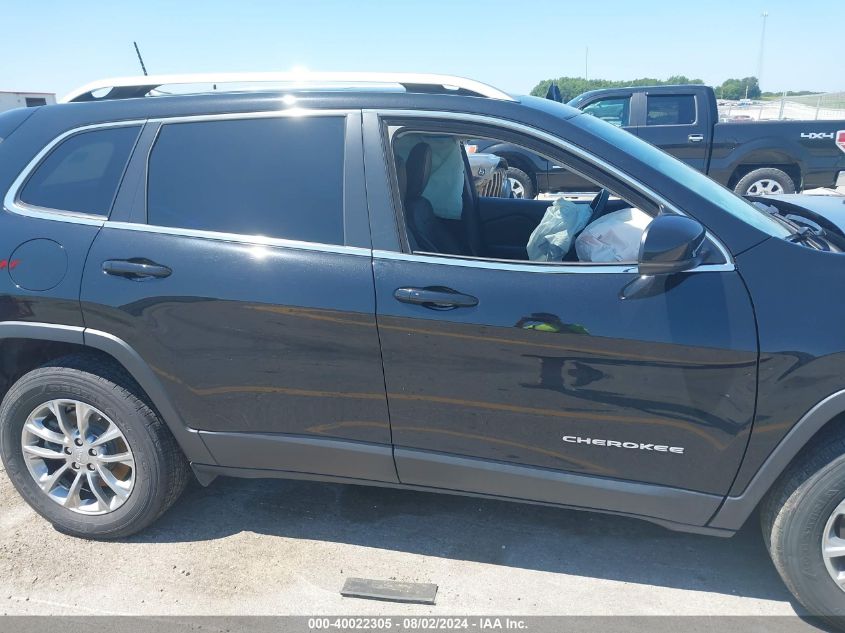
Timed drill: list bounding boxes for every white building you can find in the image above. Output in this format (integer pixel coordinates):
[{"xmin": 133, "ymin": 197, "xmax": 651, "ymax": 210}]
[{"xmin": 0, "ymin": 91, "xmax": 57, "ymax": 113}]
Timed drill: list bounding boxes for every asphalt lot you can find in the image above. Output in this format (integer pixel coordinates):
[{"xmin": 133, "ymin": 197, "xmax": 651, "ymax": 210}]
[{"xmin": 0, "ymin": 463, "xmax": 817, "ymax": 621}]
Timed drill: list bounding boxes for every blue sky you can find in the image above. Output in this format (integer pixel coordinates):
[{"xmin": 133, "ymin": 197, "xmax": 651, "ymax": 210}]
[{"xmin": 2, "ymin": 0, "xmax": 841, "ymax": 98}]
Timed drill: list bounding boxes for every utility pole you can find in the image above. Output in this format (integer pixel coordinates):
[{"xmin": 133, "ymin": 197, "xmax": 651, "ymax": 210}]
[
  {"xmin": 133, "ymin": 41, "xmax": 148, "ymax": 76},
  {"xmin": 757, "ymin": 11, "xmax": 768, "ymax": 88},
  {"xmin": 585, "ymin": 46, "xmax": 589, "ymax": 81}
]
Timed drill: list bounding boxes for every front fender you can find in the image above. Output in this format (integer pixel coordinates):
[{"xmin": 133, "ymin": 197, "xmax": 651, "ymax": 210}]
[{"xmin": 709, "ymin": 388, "xmax": 845, "ymax": 530}]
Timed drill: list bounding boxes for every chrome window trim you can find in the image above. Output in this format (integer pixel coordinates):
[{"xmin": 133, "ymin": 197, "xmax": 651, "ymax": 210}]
[
  {"xmin": 4, "ymin": 108, "xmax": 738, "ymax": 271},
  {"xmin": 136, "ymin": 109, "xmax": 358, "ymax": 252},
  {"xmin": 145, "ymin": 108, "xmax": 355, "ymax": 125},
  {"xmin": 3, "ymin": 110, "xmax": 366, "ymax": 260},
  {"xmin": 366, "ymin": 108, "xmax": 735, "ymax": 270},
  {"xmin": 3, "ymin": 110, "xmax": 353, "ymax": 225},
  {"xmin": 106, "ymin": 221, "xmax": 371, "ymax": 257},
  {"xmin": 373, "ymin": 249, "xmax": 734, "ymax": 274},
  {"xmin": 3, "ymin": 119, "xmax": 147, "ymax": 225}
]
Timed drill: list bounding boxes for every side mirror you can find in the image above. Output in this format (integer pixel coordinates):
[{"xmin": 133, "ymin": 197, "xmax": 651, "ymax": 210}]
[{"xmin": 638, "ymin": 215, "xmax": 707, "ymax": 276}]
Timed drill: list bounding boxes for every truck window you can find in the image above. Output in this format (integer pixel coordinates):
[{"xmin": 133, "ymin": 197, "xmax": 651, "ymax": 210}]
[
  {"xmin": 646, "ymin": 95, "xmax": 696, "ymax": 126},
  {"xmin": 581, "ymin": 97, "xmax": 630, "ymax": 127},
  {"xmin": 147, "ymin": 116, "xmax": 346, "ymax": 244}
]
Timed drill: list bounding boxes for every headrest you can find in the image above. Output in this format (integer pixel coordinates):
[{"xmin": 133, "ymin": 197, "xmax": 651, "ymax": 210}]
[
  {"xmin": 405, "ymin": 142, "xmax": 432, "ymax": 199},
  {"xmin": 396, "ymin": 156, "xmax": 407, "ymax": 200}
]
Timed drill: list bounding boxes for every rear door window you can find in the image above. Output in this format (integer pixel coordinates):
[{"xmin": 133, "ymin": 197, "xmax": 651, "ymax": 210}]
[
  {"xmin": 646, "ymin": 95, "xmax": 696, "ymax": 126},
  {"xmin": 146, "ymin": 116, "xmax": 346, "ymax": 244},
  {"xmin": 19, "ymin": 126, "xmax": 140, "ymax": 216}
]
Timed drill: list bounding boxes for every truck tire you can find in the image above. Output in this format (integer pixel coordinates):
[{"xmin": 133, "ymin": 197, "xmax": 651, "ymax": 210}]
[
  {"xmin": 0, "ymin": 355, "xmax": 190, "ymax": 539},
  {"xmin": 734, "ymin": 168, "xmax": 796, "ymax": 196},
  {"xmin": 760, "ymin": 422, "xmax": 845, "ymax": 629},
  {"xmin": 506, "ymin": 167, "xmax": 535, "ymax": 199}
]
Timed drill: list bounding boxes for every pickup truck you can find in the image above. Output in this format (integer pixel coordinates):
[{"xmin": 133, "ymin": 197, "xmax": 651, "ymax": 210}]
[{"xmin": 475, "ymin": 84, "xmax": 845, "ymax": 197}]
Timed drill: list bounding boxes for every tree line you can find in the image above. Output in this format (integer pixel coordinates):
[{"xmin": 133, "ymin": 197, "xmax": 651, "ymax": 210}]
[{"xmin": 531, "ymin": 76, "xmax": 818, "ymax": 102}]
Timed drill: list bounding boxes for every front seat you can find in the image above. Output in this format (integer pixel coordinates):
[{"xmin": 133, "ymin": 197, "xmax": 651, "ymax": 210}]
[{"xmin": 403, "ymin": 142, "xmax": 469, "ymax": 255}]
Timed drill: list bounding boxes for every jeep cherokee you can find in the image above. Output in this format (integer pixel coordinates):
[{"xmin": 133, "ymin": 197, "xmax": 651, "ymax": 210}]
[{"xmin": 0, "ymin": 72, "xmax": 844, "ymax": 625}]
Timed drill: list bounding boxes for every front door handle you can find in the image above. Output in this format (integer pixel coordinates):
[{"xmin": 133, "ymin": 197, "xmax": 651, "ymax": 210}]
[
  {"xmin": 688, "ymin": 134, "xmax": 704, "ymax": 143},
  {"xmin": 394, "ymin": 287, "xmax": 478, "ymax": 309},
  {"xmin": 102, "ymin": 259, "xmax": 172, "ymax": 280}
]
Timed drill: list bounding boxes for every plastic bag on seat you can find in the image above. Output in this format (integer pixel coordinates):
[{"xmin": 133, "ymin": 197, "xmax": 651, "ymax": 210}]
[
  {"xmin": 526, "ymin": 198, "xmax": 593, "ymax": 262},
  {"xmin": 575, "ymin": 207, "xmax": 652, "ymax": 263}
]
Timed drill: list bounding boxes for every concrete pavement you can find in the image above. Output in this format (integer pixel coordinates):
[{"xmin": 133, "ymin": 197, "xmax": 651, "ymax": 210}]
[{"xmin": 0, "ymin": 466, "xmax": 810, "ymax": 619}]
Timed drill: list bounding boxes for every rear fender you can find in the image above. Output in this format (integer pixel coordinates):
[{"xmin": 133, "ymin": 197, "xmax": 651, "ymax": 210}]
[{"xmin": 0, "ymin": 321, "xmax": 214, "ymax": 463}]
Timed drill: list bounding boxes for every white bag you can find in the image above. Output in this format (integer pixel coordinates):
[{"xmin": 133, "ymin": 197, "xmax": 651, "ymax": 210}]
[
  {"xmin": 575, "ymin": 208, "xmax": 652, "ymax": 263},
  {"xmin": 526, "ymin": 198, "xmax": 593, "ymax": 262}
]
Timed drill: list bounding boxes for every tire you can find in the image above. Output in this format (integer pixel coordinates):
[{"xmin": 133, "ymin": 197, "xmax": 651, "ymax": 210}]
[
  {"xmin": 734, "ymin": 167, "xmax": 796, "ymax": 196},
  {"xmin": 760, "ymin": 421, "xmax": 845, "ymax": 629},
  {"xmin": 506, "ymin": 167, "xmax": 536, "ymax": 199},
  {"xmin": 0, "ymin": 355, "xmax": 189, "ymax": 539}
]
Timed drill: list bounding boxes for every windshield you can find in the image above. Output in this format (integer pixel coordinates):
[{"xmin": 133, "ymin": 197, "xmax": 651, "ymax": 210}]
[{"xmin": 571, "ymin": 113, "xmax": 792, "ymax": 239}]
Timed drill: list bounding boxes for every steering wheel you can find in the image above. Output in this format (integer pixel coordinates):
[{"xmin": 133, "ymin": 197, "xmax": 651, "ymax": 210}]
[{"xmin": 589, "ymin": 188, "xmax": 610, "ymax": 219}]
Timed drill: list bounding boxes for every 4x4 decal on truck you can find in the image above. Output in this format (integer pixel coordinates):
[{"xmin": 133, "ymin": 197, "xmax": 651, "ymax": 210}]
[
  {"xmin": 0, "ymin": 260, "xmax": 20, "ymax": 270},
  {"xmin": 801, "ymin": 132, "xmax": 835, "ymax": 140}
]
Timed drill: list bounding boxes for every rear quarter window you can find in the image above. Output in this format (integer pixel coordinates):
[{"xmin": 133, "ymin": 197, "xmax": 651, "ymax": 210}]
[
  {"xmin": 18, "ymin": 125, "xmax": 141, "ymax": 216},
  {"xmin": 146, "ymin": 116, "xmax": 346, "ymax": 244}
]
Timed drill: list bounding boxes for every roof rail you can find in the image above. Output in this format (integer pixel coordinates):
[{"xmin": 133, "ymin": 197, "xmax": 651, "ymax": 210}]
[{"xmin": 60, "ymin": 72, "xmax": 515, "ymax": 103}]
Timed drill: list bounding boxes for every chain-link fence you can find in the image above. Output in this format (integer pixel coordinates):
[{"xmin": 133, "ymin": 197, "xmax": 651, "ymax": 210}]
[{"xmin": 719, "ymin": 92, "xmax": 845, "ymax": 121}]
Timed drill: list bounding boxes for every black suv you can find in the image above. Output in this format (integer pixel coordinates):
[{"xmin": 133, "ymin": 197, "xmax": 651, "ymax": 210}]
[{"xmin": 1, "ymin": 73, "xmax": 844, "ymax": 625}]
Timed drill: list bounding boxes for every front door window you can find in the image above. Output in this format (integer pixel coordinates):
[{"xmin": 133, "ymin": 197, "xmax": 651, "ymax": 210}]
[{"xmin": 581, "ymin": 97, "xmax": 631, "ymax": 127}]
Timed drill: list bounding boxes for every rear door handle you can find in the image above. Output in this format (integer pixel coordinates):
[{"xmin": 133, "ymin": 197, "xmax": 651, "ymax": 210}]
[
  {"xmin": 102, "ymin": 259, "xmax": 172, "ymax": 279},
  {"xmin": 688, "ymin": 134, "xmax": 704, "ymax": 143},
  {"xmin": 394, "ymin": 287, "xmax": 478, "ymax": 309}
]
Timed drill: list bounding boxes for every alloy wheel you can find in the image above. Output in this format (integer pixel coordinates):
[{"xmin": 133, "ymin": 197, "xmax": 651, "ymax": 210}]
[
  {"xmin": 823, "ymin": 498, "xmax": 845, "ymax": 592},
  {"xmin": 745, "ymin": 179, "xmax": 784, "ymax": 196},
  {"xmin": 20, "ymin": 399, "xmax": 135, "ymax": 515},
  {"xmin": 509, "ymin": 177, "xmax": 526, "ymax": 199}
]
